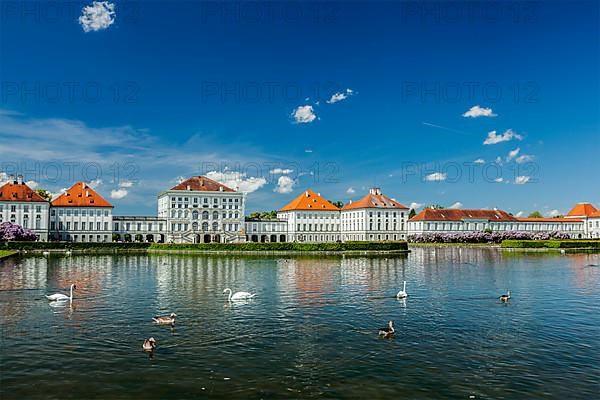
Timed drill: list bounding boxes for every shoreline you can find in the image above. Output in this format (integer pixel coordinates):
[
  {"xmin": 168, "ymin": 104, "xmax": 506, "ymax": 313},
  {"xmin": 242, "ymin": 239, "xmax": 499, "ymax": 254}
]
[{"xmin": 0, "ymin": 250, "xmax": 18, "ymax": 260}]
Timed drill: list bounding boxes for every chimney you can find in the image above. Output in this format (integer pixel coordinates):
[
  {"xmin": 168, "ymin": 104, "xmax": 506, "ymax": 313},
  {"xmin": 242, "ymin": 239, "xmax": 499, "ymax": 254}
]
[
  {"xmin": 187, "ymin": 185, "xmax": 191, "ymax": 191},
  {"xmin": 317, "ymin": 192, "xmax": 321, "ymax": 196},
  {"xmin": 305, "ymin": 191, "xmax": 309, "ymax": 197},
  {"xmin": 369, "ymin": 187, "xmax": 381, "ymax": 195},
  {"xmin": 219, "ymin": 186, "xmax": 223, "ymax": 192},
  {"xmin": 349, "ymin": 200, "xmax": 353, "ymax": 204},
  {"xmin": 9, "ymin": 174, "xmax": 15, "ymax": 184},
  {"xmin": 16, "ymin": 175, "xmax": 23, "ymax": 184}
]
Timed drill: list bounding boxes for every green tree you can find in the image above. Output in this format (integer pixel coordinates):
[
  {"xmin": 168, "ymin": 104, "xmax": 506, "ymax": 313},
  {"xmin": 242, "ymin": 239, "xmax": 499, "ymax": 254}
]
[
  {"xmin": 249, "ymin": 210, "xmax": 278, "ymax": 219},
  {"xmin": 426, "ymin": 204, "xmax": 444, "ymax": 210},
  {"xmin": 528, "ymin": 211, "xmax": 543, "ymax": 218},
  {"xmin": 330, "ymin": 200, "xmax": 344, "ymax": 209},
  {"xmin": 552, "ymin": 214, "xmax": 564, "ymax": 218},
  {"xmin": 36, "ymin": 189, "xmax": 52, "ymax": 202},
  {"xmin": 408, "ymin": 209, "xmax": 417, "ymax": 219}
]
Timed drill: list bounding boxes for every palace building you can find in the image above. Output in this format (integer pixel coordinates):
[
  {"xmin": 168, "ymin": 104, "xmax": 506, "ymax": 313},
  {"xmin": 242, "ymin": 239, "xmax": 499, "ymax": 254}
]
[
  {"xmin": 0, "ymin": 175, "xmax": 49, "ymax": 241},
  {"xmin": 0, "ymin": 175, "xmax": 597, "ymax": 242}
]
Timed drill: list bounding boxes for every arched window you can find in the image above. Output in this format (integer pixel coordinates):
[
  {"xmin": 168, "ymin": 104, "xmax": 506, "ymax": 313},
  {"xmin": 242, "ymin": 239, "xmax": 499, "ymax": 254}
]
[
  {"xmin": 178, "ymin": 210, "xmax": 182, "ymax": 218},
  {"xmin": 192, "ymin": 222, "xmax": 198, "ymax": 231},
  {"xmin": 212, "ymin": 222, "xmax": 218, "ymax": 231},
  {"xmin": 202, "ymin": 222, "xmax": 209, "ymax": 230},
  {"xmin": 192, "ymin": 210, "xmax": 198, "ymax": 220},
  {"xmin": 213, "ymin": 211, "xmax": 219, "ymax": 220},
  {"xmin": 171, "ymin": 210, "xmax": 176, "ymax": 218},
  {"xmin": 202, "ymin": 211, "xmax": 209, "ymax": 220}
]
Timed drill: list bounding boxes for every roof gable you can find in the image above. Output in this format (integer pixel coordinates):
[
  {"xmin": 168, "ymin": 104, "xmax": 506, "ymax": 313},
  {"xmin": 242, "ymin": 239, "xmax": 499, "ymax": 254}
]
[
  {"xmin": 279, "ymin": 189, "xmax": 340, "ymax": 211},
  {"xmin": 566, "ymin": 203, "xmax": 598, "ymax": 217},
  {"xmin": 171, "ymin": 176, "xmax": 235, "ymax": 192},
  {"xmin": 0, "ymin": 181, "xmax": 47, "ymax": 203},
  {"xmin": 410, "ymin": 208, "xmax": 517, "ymax": 222},
  {"xmin": 343, "ymin": 189, "xmax": 407, "ymax": 210},
  {"xmin": 51, "ymin": 182, "xmax": 113, "ymax": 207}
]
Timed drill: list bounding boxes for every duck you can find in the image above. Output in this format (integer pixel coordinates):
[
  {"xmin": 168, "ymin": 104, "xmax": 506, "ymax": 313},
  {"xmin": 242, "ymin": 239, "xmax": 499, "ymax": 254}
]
[
  {"xmin": 46, "ymin": 284, "xmax": 76, "ymax": 303},
  {"xmin": 378, "ymin": 321, "xmax": 395, "ymax": 338},
  {"xmin": 223, "ymin": 288, "xmax": 256, "ymax": 302},
  {"xmin": 499, "ymin": 290, "xmax": 511, "ymax": 302},
  {"xmin": 396, "ymin": 281, "xmax": 408, "ymax": 299},
  {"xmin": 152, "ymin": 313, "xmax": 177, "ymax": 325},
  {"xmin": 142, "ymin": 337, "xmax": 156, "ymax": 351}
]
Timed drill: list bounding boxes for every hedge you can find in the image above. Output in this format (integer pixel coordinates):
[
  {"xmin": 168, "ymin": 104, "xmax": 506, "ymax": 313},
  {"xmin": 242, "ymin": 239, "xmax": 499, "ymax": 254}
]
[
  {"xmin": 501, "ymin": 240, "xmax": 600, "ymax": 249},
  {"xmin": 149, "ymin": 241, "xmax": 408, "ymax": 252},
  {"xmin": 0, "ymin": 241, "xmax": 408, "ymax": 252}
]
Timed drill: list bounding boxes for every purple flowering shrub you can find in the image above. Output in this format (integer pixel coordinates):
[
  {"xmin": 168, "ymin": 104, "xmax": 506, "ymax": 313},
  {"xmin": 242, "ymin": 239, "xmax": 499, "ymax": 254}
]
[
  {"xmin": 408, "ymin": 231, "xmax": 570, "ymax": 244},
  {"xmin": 0, "ymin": 222, "xmax": 38, "ymax": 241}
]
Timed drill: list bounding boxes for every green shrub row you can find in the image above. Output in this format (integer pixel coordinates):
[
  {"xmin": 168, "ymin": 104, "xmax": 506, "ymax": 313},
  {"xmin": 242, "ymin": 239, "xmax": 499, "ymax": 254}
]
[
  {"xmin": 149, "ymin": 241, "xmax": 408, "ymax": 252},
  {"xmin": 501, "ymin": 240, "xmax": 600, "ymax": 249},
  {"xmin": 0, "ymin": 240, "xmax": 408, "ymax": 252}
]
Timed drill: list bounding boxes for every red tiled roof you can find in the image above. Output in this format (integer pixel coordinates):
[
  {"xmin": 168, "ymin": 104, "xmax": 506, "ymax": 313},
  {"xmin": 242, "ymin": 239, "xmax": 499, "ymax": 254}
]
[
  {"xmin": 343, "ymin": 190, "xmax": 408, "ymax": 210},
  {"xmin": 410, "ymin": 208, "xmax": 517, "ymax": 222},
  {"xmin": 566, "ymin": 203, "xmax": 598, "ymax": 217},
  {"xmin": 590, "ymin": 210, "xmax": 600, "ymax": 218},
  {"xmin": 517, "ymin": 217, "xmax": 582, "ymax": 223},
  {"xmin": 0, "ymin": 181, "xmax": 47, "ymax": 202},
  {"xmin": 279, "ymin": 189, "xmax": 340, "ymax": 211},
  {"xmin": 171, "ymin": 176, "xmax": 235, "ymax": 192},
  {"xmin": 51, "ymin": 182, "xmax": 113, "ymax": 208}
]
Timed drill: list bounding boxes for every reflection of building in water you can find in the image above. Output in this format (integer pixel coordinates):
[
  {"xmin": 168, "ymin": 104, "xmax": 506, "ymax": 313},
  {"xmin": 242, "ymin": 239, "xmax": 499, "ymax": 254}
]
[
  {"xmin": 340, "ymin": 256, "xmax": 410, "ymax": 291},
  {"xmin": 567, "ymin": 253, "xmax": 600, "ymax": 292},
  {"xmin": 278, "ymin": 257, "xmax": 338, "ymax": 306}
]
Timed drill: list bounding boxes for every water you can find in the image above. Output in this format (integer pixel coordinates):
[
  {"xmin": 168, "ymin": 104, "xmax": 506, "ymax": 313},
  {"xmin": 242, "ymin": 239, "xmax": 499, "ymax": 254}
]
[{"xmin": 1, "ymin": 248, "xmax": 599, "ymax": 399}]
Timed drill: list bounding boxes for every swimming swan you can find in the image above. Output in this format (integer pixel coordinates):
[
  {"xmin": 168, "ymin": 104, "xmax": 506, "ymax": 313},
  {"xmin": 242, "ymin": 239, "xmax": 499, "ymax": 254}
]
[
  {"xmin": 153, "ymin": 313, "xmax": 177, "ymax": 325},
  {"xmin": 46, "ymin": 284, "xmax": 76, "ymax": 303},
  {"xmin": 396, "ymin": 281, "xmax": 408, "ymax": 299},
  {"xmin": 378, "ymin": 321, "xmax": 395, "ymax": 338},
  {"xmin": 223, "ymin": 288, "xmax": 256, "ymax": 301}
]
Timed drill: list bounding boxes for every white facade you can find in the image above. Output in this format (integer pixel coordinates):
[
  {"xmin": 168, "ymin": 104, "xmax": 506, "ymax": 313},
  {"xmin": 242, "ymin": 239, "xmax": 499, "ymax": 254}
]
[
  {"xmin": 157, "ymin": 177, "xmax": 246, "ymax": 243},
  {"xmin": 50, "ymin": 206, "xmax": 113, "ymax": 242},
  {"xmin": 0, "ymin": 177, "xmax": 49, "ymax": 241},
  {"xmin": 278, "ymin": 209, "xmax": 341, "ymax": 242},
  {"xmin": 341, "ymin": 188, "xmax": 409, "ymax": 241},
  {"xmin": 113, "ymin": 216, "xmax": 167, "ymax": 242},
  {"xmin": 244, "ymin": 218, "xmax": 288, "ymax": 242}
]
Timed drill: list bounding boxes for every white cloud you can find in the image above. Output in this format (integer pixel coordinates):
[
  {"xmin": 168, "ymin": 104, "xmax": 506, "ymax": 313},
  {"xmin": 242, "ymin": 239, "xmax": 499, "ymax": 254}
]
[
  {"xmin": 425, "ymin": 172, "xmax": 447, "ymax": 182},
  {"xmin": 274, "ymin": 176, "xmax": 295, "ymax": 194},
  {"xmin": 506, "ymin": 147, "xmax": 520, "ymax": 162},
  {"xmin": 483, "ymin": 129, "xmax": 523, "ymax": 145},
  {"xmin": 118, "ymin": 180, "xmax": 134, "ymax": 188},
  {"xmin": 494, "ymin": 177, "xmax": 504, "ymax": 183},
  {"xmin": 546, "ymin": 209, "xmax": 561, "ymax": 217},
  {"xmin": 25, "ymin": 180, "xmax": 39, "ymax": 189},
  {"xmin": 110, "ymin": 188, "xmax": 128, "ymax": 199},
  {"xmin": 515, "ymin": 211, "xmax": 525, "ymax": 217},
  {"xmin": 291, "ymin": 105, "xmax": 317, "ymax": 124},
  {"xmin": 448, "ymin": 201, "xmax": 463, "ymax": 209},
  {"xmin": 462, "ymin": 105, "xmax": 497, "ymax": 118},
  {"xmin": 515, "ymin": 154, "xmax": 534, "ymax": 163},
  {"xmin": 88, "ymin": 179, "xmax": 103, "ymax": 189},
  {"xmin": 346, "ymin": 187, "xmax": 356, "ymax": 194},
  {"xmin": 270, "ymin": 168, "xmax": 294, "ymax": 175},
  {"xmin": 206, "ymin": 171, "xmax": 266, "ymax": 193},
  {"xmin": 473, "ymin": 158, "xmax": 485, "ymax": 164},
  {"xmin": 326, "ymin": 88, "xmax": 354, "ymax": 104},
  {"xmin": 79, "ymin": 1, "xmax": 116, "ymax": 33},
  {"xmin": 304, "ymin": 148, "xmax": 313, "ymax": 153},
  {"xmin": 409, "ymin": 202, "xmax": 423, "ymax": 210},
  {"xmin": 515, "ymin": 176, "xmax": 530, "ymax": 185},
  {"xmin": 52, "ymin": 188, "xmax": 68, "ymax": 200}
]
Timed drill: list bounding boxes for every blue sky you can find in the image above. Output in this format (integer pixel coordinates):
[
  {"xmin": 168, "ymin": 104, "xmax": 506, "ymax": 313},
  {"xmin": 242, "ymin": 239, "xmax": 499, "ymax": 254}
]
[{"xmin": 1, "ymin": 0, "xmax": 598, "ymax": 217}]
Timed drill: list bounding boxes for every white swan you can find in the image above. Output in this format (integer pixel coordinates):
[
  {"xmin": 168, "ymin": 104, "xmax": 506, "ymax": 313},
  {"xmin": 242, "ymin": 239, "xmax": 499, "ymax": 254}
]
[
  {"xmin": 46, "ymin": 284, "xmax": 76, "ymax": 303},
  {"xmin": 65, "ymin": 250, "xmax": 72, "ymax": 256},
  {"xmin": 396, "ymin": 281, "xmax": 408, "ymax": 299},
  {"xmin": 223, "ymin": 288, "xmax": 256, "ymax": 301}
]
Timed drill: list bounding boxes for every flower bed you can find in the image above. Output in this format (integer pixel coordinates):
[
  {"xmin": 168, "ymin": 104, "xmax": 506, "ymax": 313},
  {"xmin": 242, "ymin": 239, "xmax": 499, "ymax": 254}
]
[{"xmin": 408, "ymin": 231, "xmax": 571, "ymax": 244}]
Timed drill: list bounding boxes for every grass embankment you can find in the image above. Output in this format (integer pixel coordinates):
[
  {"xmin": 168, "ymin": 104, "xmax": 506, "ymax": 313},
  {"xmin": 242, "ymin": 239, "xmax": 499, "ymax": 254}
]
[
  {"xmin": 0, "ymin": 250, "xmax": 17, "ymax": 259},
  {"xmin": 501, "ymin": 240, "xmax": 600, "ymax": 249},
  {"xmin": 0, "ymin": 241, "xmax": 409, "ymax": 253}
]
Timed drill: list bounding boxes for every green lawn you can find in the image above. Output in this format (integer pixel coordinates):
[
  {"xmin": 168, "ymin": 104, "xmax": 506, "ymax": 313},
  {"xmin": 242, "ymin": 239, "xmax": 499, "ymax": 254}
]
[{"xmin": 0, "ymin": 250, "xmax": 17, "ymax": 259}]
